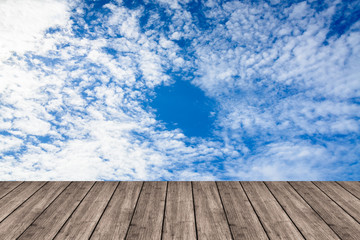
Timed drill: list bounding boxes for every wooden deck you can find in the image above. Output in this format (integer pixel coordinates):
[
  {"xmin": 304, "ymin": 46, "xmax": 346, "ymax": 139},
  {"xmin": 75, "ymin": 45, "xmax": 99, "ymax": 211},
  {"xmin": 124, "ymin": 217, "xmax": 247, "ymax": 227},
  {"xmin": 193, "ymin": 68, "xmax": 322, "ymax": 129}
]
[{"xmin": 0, "ymin": 182, "xmax": 359, "ymax": 239}]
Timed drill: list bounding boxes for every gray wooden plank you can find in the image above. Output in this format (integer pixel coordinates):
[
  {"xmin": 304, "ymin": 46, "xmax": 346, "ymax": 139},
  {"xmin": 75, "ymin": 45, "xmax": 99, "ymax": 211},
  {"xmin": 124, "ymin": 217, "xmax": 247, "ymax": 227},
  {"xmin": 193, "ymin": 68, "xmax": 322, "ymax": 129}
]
[
  {"xmin": 241, "ymin": 181, "xmax": 304, "ymax": 240},
  {"xmin": 265, "ymin": 181, "xmax": 339, "ymax": 240},
  {"xmin": 0, "ymin": 182, "xmax": 70, "ymax": 240},
  {"xmin": 192, "ymin": 181, "xmax": 232, "ymax": 240},
  {"xmin": 90, "ymin": 182, "xmax": 143, "ymax": 240},
  {"xmin": 162, "ymin": 181, "xmax": 196, "ymax": 240},
  {"xmin": 217, "ymin": 181, "xmax": 268, "ymax": 240},
  {"xmin": 0, "ymin": 181, "xmax": 23, "ymax": 199},
  {"xmin": 54, "ymin": 181, "xmax": 118, "ymax": 240},
  {"xmin": 0, "ymin": 181, "xmax": 46, "ymax": 222},
  {"xmin": 125, "ymin": 181, "xmax": 167, "ymax": 240},
  {"xmin": 17, "ymin": 181, "xmax": 95, "ymax": 240},
  {"xmin": 337, "ymin": 181, "xmax": 360, "ymax": 199},
  {"xmin": 290, "ymin": 181, "xmax": 360, "ymax": 240},
  {"xmin": 313, "ymin": 181, "xmax": 360, "ymax": 223}
]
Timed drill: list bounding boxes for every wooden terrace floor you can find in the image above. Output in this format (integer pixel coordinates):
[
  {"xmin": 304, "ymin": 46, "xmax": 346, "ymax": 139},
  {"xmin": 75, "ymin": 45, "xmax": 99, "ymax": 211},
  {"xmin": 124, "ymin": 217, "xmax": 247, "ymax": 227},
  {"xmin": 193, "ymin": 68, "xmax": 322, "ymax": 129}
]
[{"xmin": 0, "ymin": 181, "xmax": 359, "ymax": 239}]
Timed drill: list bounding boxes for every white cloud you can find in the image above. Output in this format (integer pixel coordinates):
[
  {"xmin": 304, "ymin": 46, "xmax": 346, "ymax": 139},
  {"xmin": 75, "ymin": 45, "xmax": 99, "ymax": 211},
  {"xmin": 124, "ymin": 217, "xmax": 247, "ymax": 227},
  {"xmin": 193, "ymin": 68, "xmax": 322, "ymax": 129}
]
[
  {"xmin": 0, "ymin": 135, "xmax": 22, "ymax": 153},
  {"xmin": 226, "ymin": 141, "xmax": 336, "ymax": 180},
  {"xmin": 0, "ymin": 0, "xmax": 70, "ymax": 60},
  {"xmin": 288, "ymin": 1, "xmax": 308, "ymax": 20},
  {"xmin": 13, "ymin": 117, "xmax": 51, "ymax": 136},
  {"xmin": 184, "ymin": 0, "xmax": 359, "ymax": 179},
  {"xmin": 0, "ymin": 0, "xmax": 227, "ymax": 180},
  {"xmin": 0, "ymin": 0, "xmax": 359, "ymax": 180}
]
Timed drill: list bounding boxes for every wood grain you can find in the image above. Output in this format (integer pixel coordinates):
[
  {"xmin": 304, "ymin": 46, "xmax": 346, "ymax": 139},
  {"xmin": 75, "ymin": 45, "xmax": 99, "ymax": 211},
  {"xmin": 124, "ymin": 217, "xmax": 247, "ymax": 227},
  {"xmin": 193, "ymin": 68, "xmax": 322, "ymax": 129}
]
[
  {"xmin": 0, "ymin": 182, "xmax": 70, "ymax": 240},
  {"xmin": 192, "ymin": 181, "xmax": 232, "ymax": 240},
  {"xmin": 0, "ymin": 181, "xmax": 46, "ymax": 222},
  {"xmin": 241, "ymin": 181, "xmax": 304, "ymax": 240},
  {"xmin": 0, "ymin": 181, "xmax": 359, "ymax": 239},
  {"xmin": 313, "ymin": 181, "xmax": 360, "ymax": 223},
  {"xmin": 54, "ymin": 181, "xmax": 118, "ymax": 240},
  {"xmin": 337, "ymin": 181, "xmax": 360, "ymax": 199},
  {"xmin": 265, "ymin": 181, "xmax": 339, "ymax": 240},
  {"xmin": 217, "ymin": 181, "xmax": 268, "ymax": 240},
  {"xmin": 17, "ymin": 181, "xmax": 94, "ymax": 240},
  {"xmin": 0, "ymin": 181, "xmax": 22, "ymax": 199},
  {"xmin": 162, "ymin": 181, "xmax": 196, "ymax": 240},
  {"xmin": 91, "ymin": 182, "xmax": 143, "ymax": 240},
  {"xmin": 125, "ymin": 181, "xmax": 167, "ymax": 240},
  {"xmin": 290, "ymin": 181, "xmax": 360, "ymax": 240}
]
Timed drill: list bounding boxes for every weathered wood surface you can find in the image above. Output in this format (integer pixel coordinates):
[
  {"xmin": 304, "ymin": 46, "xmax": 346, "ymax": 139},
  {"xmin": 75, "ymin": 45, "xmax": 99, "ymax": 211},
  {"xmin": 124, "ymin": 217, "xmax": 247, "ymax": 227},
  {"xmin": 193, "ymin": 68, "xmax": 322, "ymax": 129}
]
[
  {"xmin": 0, "ymin": 182, "xmax": 70, "ymax": 240},
  {"xmin": 90, "ymin": 181, "xmax": 143, "ymax": 240},
  {"xmin": 0, "ymin": 181, "xmax": 46, "ymax": 222},
  {"xmin": 125, "ymin": 181, "xmax": 167, "ymax": 240},
  {"xmin": 0, "ymin": 181, "xmax": 359, "ymax": 240},
  {"xmin": 290, "ymin": 181, "xmax": 360, "ymax": 240},
  {"xmin": 242, "ymin": 181, "xmax": 304, "ymax": 240},
  {"xmin": 54, "ymin": 181, "xmax": 118, "ymax": 240},
  {"xmin": 0, "ymin": 181, "xmax": 23, "ymax": 199},
  {"xmin": 193, "ymin": 181, "xmax": 233, "ymax": 240},
  {"xmin": 17, "ymin": 181, "xmax": 94, "ymax": 240},
  {"xmin": 313, "ymin": 181, "xmax": 360, "ymax": 223},
  {"xmin": 265, "ymin": 181, "xmax": 340, "ymax": 240},
  {"xmin": 217, "ymin": 181, "xmax": 268, "ymax": 240},
  {"xmin": 337, "ymin": 181, "xmax": 360, "ymax": 200},
  {"xmin": 162, "ymin": 181, "xmax": 196, "ymax": 240}
]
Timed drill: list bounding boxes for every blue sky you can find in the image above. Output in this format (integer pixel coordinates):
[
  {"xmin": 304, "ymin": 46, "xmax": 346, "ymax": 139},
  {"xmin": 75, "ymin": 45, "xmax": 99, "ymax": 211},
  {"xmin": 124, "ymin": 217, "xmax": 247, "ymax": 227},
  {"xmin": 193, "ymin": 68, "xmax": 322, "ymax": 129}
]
[{"xmin": 0, "ymin": 0, "xmax": 359, "ymax": 180}]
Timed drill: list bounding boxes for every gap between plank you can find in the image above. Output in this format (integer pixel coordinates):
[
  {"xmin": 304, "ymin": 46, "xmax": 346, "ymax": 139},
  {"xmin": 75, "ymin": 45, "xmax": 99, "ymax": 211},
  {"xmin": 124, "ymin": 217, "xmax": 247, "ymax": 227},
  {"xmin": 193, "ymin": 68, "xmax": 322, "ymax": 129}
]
[
  {"xmin": 88, "ymin": 181, "xmax": 121, "ymax": 239},
  {"xmin": 160, "ymin": 181, "xmax": 169, "ymax": 240},
  {"xmin": 238, "ymin": 182, "xmax": 271, "ymax": 240},
  {"xmin": 51, "ymin": 182, "xmax": 97, "ymax": 239},
  {"xmin": 0, "ymin": 182, "xmax": 48, "ymax": 225},
  {"xmin": 215, "ymin": 182, "xmax": 234, "ymax": 240},
  {"xmin": 123, "ymin": 181, "xmax": 144, "ymax": 240},
  {"xmin": 191, "ymin": 181, "xmax": 198, "ymax": 240},
  {"xmin": 263, "ymin": 182, "xmax": 306, "ymax": 240},
  {"xmin": 287, "ymin": 182, "xmax": 342, "ymax": 240},
  {"xmin": 335, "ymin": 181, "xmax": 360, "ymax": 201},
  {"xmin": 311, "ymin": 181, "xmax": 360, "ymax": 225},
  {"xmin": 0, "ymin": 182, "xmax": 24, "ymax": 201},
  {"xmin": 15, "ymin": 182, "xmax": 72, "ymax": 239}
]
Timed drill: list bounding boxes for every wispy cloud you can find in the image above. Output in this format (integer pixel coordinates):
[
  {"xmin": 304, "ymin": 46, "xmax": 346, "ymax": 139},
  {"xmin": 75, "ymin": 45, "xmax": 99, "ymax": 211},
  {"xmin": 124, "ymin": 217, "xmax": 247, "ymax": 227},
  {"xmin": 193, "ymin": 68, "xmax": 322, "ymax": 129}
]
[{"xmin": 0, "ymin": 0, "xmax": 359, "ymax": 180}]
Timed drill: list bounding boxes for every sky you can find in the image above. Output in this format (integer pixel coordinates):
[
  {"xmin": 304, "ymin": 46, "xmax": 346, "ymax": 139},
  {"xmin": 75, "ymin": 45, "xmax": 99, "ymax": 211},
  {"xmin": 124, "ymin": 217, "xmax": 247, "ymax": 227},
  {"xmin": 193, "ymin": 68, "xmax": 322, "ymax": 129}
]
[{"xmin": 0, "ymin": 0, "xmax": 359, "ymax": 180}]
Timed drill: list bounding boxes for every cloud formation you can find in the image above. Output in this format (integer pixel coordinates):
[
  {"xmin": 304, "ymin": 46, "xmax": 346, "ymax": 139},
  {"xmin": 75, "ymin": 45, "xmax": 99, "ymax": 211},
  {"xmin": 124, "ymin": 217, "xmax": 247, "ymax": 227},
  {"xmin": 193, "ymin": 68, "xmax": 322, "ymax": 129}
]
[{"xmin": 0, "ymin": 0, "xmax": 359, "ymax": 180}]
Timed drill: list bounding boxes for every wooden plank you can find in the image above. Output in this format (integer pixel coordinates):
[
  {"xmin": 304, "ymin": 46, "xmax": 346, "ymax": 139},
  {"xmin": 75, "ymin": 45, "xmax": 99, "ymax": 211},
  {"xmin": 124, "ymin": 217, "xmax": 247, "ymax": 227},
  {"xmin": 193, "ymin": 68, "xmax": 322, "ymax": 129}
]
[
  {"xmin": 265, "ymin": 181, "xmax": 339, "ymax": 240},
  {"xmin": 0, "ymin": 181, "xmax": 46, "ymax": 222},
  {"xmin": 241, "ymin": 181, "xmax": 304, "ymax": 240},
  {"xmin": 0, "ymin": 181, "xmax": 23, "ymax": 199},
  {"xmin": 337, "ymin": 181, "xmax": 360, "ymax": 199},
  {"xmin": 125, "ymin": 181, "xmax": 167, "ymax": 240},
  {"xmin": 0, "ymin": 181, "xmax": 357, "ymax": 240},
  {"xmin": 17, "ymin": 181, "xmax": 94, "ymax": 240},
  {"xmin": 192, "ymin": 181, "xmax": 232, "ymax": 240},
  {"xmin": 217, "ymin": 181, "xmax": 268, "ymax": 240},
  {"xmin": 0, "ymin": 182, "xmax": 70, "ymax": 240},
  {"xmin": 290, "ymin": 181, "xmax": 360, "ymax": 240},
  {"xmin": 90, "ymin": 182, "xmax": 143, "ymax": 240},
  {"xmin": 313, "ymin": 181, "xmax": 360, "ymax": 223},
  {"xmin": 162, "ymin": 181, "xmax": 196, "ymax": 240},
  {"xmin": 54, "ymin": 181, "xmax": 118, "ymax": 240}
]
